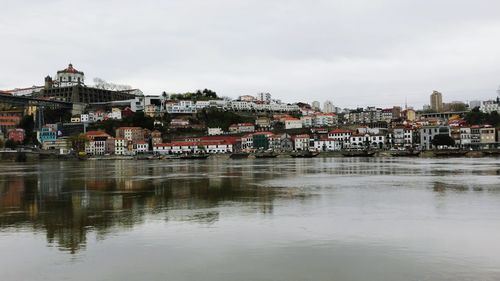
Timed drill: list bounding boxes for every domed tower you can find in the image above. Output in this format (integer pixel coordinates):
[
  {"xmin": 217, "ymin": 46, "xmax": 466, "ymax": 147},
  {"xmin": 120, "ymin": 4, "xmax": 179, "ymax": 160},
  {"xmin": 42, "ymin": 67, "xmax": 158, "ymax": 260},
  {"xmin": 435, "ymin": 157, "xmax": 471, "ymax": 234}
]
[{"xmin": 56, "ymin": 63, "xmax": 85, "ymax": 87}]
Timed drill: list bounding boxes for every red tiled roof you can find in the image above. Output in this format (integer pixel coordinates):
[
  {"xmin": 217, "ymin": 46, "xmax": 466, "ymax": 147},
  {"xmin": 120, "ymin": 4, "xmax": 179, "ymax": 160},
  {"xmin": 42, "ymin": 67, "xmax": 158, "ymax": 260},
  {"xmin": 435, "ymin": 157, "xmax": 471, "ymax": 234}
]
[
  {"xmin": 292, "ymin": 134, "xmax": 310, "ymax": 139},
  {"xmin": 252, "ymin": 131, "xmax": 273, "ymax": 135},
  {"xmin": 85, "ymin": 131, "xmax": 110, "ymax": 138},
  {"xmin": 230, "ymin": 123, "xmax": 254, "ymax": 127},
  {"xmin": 200, "ymin": 136, "xmax": 239, "ymax": 143},
  {"xmin": 57, "ymin": 63, "xmax": 83, "ymax": 74},
  {"xmin": 328, "ymin": 129, "xmax": 352, "ymax": 134}
]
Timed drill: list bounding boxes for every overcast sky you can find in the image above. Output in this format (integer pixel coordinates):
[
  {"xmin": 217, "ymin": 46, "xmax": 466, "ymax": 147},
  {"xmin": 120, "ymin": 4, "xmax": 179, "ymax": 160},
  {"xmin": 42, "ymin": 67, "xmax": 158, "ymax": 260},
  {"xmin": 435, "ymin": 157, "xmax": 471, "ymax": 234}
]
[{"xmin": 1, "ymin": 0, "xmax": 500, "ymax": 108}]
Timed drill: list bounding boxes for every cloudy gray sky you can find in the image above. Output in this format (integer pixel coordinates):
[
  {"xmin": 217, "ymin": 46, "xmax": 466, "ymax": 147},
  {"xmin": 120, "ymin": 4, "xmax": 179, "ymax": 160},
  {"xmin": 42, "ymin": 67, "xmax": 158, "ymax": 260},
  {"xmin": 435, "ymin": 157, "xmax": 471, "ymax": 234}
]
[{"xmin": 1, "ymin": 0, "xmax": 500, "ymax": 108}]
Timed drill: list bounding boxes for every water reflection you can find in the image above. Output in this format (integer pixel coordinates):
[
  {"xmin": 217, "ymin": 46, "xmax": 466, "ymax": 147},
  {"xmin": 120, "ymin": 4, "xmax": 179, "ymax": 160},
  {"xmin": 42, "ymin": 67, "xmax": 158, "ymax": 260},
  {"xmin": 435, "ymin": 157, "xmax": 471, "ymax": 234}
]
[
  {"xmin": 1, "ymin": 157, "xmax": 499, "ymax": 255},
  {"xmin": 0, "ymin": 160, "xmax": 296, "ymax": 253}
]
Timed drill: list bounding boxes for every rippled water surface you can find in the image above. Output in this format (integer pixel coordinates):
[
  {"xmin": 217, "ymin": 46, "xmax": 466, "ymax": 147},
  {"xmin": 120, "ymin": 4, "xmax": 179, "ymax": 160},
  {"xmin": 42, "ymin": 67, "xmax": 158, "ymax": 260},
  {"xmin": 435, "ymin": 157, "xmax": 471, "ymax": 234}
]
[{"xmin": 1, "ymin": 157, "xmax": 500, "ymax": 281}]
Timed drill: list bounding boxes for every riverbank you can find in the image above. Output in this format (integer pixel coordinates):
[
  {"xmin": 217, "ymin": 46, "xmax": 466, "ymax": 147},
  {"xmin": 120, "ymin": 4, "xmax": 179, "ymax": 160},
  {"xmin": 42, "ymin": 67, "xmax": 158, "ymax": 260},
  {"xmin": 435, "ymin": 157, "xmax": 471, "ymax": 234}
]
[{"xmin": 1, "ymin": 149, "xmax": 498, "ymax": 162}]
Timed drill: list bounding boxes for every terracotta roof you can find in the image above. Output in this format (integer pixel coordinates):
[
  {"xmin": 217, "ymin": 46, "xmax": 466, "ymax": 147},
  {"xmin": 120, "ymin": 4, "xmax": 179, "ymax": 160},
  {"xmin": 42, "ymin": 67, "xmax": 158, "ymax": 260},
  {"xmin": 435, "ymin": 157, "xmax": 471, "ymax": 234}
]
[
  {"xmin": 292, "ymin": 134, "xmax": 310, "ymax": 139},
  {"xmin": 252, "ymin": 131, "xmax": 273, "ymax": 135},
  {"xmin": 328, "ymin": 129, "xmax": 352, "ymax": 134},
  {"xmin": 85, "ymin": 130, "xmax": 110, "ymax": 137},
  {"xmin": 230, "ymin": 123, "xmax": 254, "ymax": 127},
  {"xmin": 200, "ymin": 136, "xmax": 239, "ymax": 143},
  {"xmin": 57, "ymin": 63, "xmax": 84, "ymax": 74}
]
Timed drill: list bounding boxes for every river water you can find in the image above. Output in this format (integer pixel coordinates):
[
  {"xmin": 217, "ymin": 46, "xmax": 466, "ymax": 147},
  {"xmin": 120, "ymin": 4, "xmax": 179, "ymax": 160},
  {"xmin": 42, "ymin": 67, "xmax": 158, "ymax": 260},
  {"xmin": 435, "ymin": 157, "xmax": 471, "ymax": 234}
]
[{"xmin": 0, "ymin": 157, "xmax": 499, "ymax": 281}]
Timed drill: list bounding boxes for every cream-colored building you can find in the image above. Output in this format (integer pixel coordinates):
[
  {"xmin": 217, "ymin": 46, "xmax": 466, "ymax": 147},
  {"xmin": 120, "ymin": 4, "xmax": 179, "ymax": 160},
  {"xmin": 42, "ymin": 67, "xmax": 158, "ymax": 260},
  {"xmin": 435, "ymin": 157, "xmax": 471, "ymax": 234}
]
[
  {"xmin": 480, "ymin": 127, "xmax": 496, "ymax": 148},
  {"xmin": 430, "ymin": 91, "xmax": 443, "ymax": 112}
]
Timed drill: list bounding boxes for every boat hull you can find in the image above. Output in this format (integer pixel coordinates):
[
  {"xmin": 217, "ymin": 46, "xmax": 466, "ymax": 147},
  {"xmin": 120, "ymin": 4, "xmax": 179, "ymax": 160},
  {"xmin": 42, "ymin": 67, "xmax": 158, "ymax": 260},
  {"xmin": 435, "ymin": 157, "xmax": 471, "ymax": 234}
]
[
  {"xmin": 433, "ymin": 150, "xmax": 468, "ymax": 157},
  {"xmin": 390, "ymin": 151, "xmax": 420, "ymax": 157},
  {"xmin": 289, "ymin": 152, "xmax": 319, "ymax": 158},
  {"xmin": 230, "ymin": 153, "xmax": 250, "ymax": 159},
  {"xmin": 341, "ymin": 151, "xmax": 376, "ymax": 157}
]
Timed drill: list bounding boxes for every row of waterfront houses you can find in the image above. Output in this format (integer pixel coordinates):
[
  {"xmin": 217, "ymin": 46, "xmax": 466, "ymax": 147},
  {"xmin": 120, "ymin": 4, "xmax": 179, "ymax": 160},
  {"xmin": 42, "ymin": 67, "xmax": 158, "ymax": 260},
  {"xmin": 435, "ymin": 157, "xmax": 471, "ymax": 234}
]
[
  {"xmin": 36, "ymin": 123, "xmax": 500, "ymax": 156},
  {"xmin": 84, "ymin": 127, "xmax": 161, "ymax": 156}
]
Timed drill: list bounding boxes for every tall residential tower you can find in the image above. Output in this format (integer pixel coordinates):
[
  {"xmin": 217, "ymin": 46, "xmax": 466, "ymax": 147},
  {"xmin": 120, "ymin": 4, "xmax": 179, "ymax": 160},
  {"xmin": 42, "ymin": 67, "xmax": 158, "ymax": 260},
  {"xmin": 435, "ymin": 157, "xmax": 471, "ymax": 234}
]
[{"xmin": 430, "ymin": 91, "xmax": 443, "ymax": 112}]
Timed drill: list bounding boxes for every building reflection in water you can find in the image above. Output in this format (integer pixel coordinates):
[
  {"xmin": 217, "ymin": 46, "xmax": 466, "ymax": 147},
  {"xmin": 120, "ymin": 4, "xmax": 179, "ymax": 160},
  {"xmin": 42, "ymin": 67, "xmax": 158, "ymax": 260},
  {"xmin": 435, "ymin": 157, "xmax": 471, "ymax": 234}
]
[
  {"xmin": 1, "ymin": 158, "xmax": 498, "ymax": 254},
  {"xmin": 0, "ymin": 160, "xmax": 295, "ymax": 253}
]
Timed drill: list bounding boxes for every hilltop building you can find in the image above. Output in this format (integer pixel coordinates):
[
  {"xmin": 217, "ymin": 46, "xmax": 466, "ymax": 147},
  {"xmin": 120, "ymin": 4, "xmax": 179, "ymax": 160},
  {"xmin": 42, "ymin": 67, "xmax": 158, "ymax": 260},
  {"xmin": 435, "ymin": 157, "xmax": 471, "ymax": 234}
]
[{"xmin": 33, "ymin": 64, "xmax": 139, "ymax": 104}]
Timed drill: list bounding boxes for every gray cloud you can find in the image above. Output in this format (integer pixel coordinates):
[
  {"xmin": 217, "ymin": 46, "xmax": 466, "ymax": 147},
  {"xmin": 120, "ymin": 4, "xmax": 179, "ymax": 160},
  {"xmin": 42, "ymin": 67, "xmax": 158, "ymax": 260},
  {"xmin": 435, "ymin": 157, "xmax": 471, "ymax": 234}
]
[{"xmin": 1, "ymin": 0, "xmax": 500, "ymax": 108}]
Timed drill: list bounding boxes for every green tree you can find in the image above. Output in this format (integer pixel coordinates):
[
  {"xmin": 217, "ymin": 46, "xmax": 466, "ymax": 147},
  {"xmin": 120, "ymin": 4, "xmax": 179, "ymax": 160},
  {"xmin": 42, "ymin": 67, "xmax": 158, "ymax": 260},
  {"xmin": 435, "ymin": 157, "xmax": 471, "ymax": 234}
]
[
  {"xmin": 464, "ymin": 107, "xmax": 487, "ymax": 125},
  {"xmin": 197, "ymin": 108, "xmax": 254, "ymax": 130},
  {"xmin": 4, "ymin": 139, "xmax": 20, "ymax": 149},
  {"xmin": 69, "ymin": 134, "xmax": 88, "ymax": 153},
  {"xmin": 432, "ymin": 134, "xmax": 455, "ymax": 147},
  {"xmin": 19, "ymin": 115, "xmax": 35, "ymax": 144},
  {"xmin": 486, "ymin": 111, "xmax": 500, "ymax": 127}
]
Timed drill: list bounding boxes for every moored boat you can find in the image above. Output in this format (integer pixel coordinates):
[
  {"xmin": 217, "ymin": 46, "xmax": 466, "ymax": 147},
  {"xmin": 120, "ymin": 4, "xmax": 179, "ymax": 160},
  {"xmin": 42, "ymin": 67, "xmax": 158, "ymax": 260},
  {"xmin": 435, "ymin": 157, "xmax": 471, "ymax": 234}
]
[
  {"xmin": 290, "ymin": 151, "xmax": 319, "ymax": 158},
  {"xmin": 433, "ymin": 149, "xmax": 468, "ymax": 157},
  {"xmin": 341, "ymin": 150, "xmax": 376, "ymax": 157},
  {"xmin": 230, "ymin": 152, "xmax": 250, "ymax": 159},
  {"xmin": 179, "ymin": 154, "xmax": 209, "ymax": 160},
  {"xmin": 482, "ymin": 149, "xmax": 500, "ymax": 156},
  {"xmin": 254, "ymin": 151, "xmax": 279, "ymax": 158},
  {"xmin": 390, "ymin": 150, "xmax": 420, "ymax": 157}
]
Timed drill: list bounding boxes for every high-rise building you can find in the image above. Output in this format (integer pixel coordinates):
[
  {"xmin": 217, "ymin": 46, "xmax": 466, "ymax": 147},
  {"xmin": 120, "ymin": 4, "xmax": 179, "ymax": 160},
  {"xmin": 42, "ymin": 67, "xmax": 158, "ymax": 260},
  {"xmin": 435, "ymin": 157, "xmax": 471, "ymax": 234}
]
[
  {"xmin": 469, "ymin": 100, "xmax": 482, "ymax": 109},
  {"xmin": 323, "ymin": 100, "xmax": 334, "ymax": 113},
  {"xmin": 430, "ymin": 91, "xmax": 443, "ymax": 112},
  {"xmin": 312, "ymin": 101, "xmax": 321, "ymax": 111},
  {"xmin": 256, "ymin": 93, "xmax": 271, "ymax": 103}
]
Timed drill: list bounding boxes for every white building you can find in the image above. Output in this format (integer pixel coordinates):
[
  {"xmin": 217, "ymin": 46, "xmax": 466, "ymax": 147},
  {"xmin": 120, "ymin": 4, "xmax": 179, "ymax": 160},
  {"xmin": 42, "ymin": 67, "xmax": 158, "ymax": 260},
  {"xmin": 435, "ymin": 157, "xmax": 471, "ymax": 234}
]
[
  {"xmin": 56, "ymin": 64, "xmax": 85, "ymax": 87},
  {"xmin": 204, "ymin": 142, "xmax": 234, "ymax": 153},
  {"xmin": 166, "ymin": 100, "xmax": 198, "ymax": 114},
  {"xmin": 229, "ymin": 123, "xmax": 255, "ymax": 134},
  {"xmin": 285, "ymin": 118, "xmax": 303, "ymax": 130},
  {"xmin": 300, "ymin": 116, "xmax": 314, "ymax": 128},
  {"xmin": 419, "ymin": 126, "xmax": 451, "ymax": 150},
  {"xmin": 115, "ymin": 138, "xmax": 127, "ymax": 155},
  {"xmin": 256, "ymin": 93, "xmax": 271, "ymax": 103},
  {"xmin": 293, "ymin": 134, "xmax": 310, "ymax": 150},
  {"xmin": 153, "ymin": 141, "xmax": 233, "ymax": 154},
  {"xmin": 208, "ymin": 127, "xmax": 224, "ymax": 136},
  {"xmin": 134, "ymin": 141, "xmax": 149, "ymax": 153},
  {"xmin": 323, "ymin": 100, "xmax": 334, "ymax": 113},
  {"xmin": 313, "ymin": 138, "xmax": 342, "ymax": 151},
  {"xmin": 314, "ymin": 113, "xmax": 337, "ymax": 127},
  {"xmin": 80, "ymin": 114, "xmax": 90, "ymax": 123},
  {"xmin": 459, "ymin": 127, "xmax": 472, "ymax": 148},
  {"xmin": 480, "ymin": 100, "xmax": 499, "ymax": 114},
  {"xmin": 241, "ymin": 134, "xmax": 254, "ymax": 150},
  {"xmin": 328, "ymin": 129, "xmax": 352, "ymax": 142}
]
